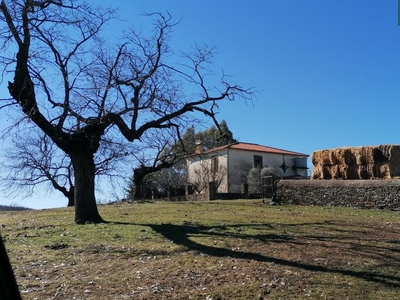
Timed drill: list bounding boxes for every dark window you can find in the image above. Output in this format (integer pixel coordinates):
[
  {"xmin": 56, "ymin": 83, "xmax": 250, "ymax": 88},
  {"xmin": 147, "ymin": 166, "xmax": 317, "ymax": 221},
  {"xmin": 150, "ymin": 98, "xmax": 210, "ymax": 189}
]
[
  {"xmin": 254, "ymin": 155, "xmax": 263, "ymax": 169},
  {"xmin": 211, "ymin": 156, "xmax": 219, "ymax": 173}
]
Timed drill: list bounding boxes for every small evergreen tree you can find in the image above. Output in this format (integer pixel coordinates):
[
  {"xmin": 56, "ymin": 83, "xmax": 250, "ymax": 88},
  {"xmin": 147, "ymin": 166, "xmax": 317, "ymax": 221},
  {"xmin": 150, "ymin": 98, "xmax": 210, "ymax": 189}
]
[
  {"xmin": 124, "ymin": 174, "xmax": 136, "ymax": 201},
  {"xmin": 247, "ymin": 167, "xmax": 262, "ymax": 194},
  {"xmin": 247, "ymin": 166, "xmax": 283, "ymax": 194},
  {"xmin": 261, "ymin": 166, "xmax": 282, "ymax": 177}
]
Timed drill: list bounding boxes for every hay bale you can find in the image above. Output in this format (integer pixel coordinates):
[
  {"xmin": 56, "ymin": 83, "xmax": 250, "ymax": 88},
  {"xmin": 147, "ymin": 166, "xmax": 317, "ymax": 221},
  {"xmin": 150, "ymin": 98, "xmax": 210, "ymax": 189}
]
[
  {"xmin": 311, "ymin": 145, "xmax": 400, "ymax": 180},
  {"xmin": 353, "ymin": 147, "xmax": 374, "ymax": 165},
  {"xmin": 373, "ymin": 147, "xmax": 388, "ymax": 163},
  {"xmin": 311, "ymin": 164, "xmax": 339, "ymax": 180},
  {"xmin": 327, "ymin": 165, "xmax": 341, "ymax": 179},
  {"xmin": 312, "ymin": 149, "xmax": 336, "ymax": 165},
  {"xmin": 357, "ymin": 164, "xmax": 374, "ymax": 179},
  {"xmin": 311, "ymin": 165, "xmax": 322, "ymax": 179},
  {"xmin": 385, "ymin": 145, "xmax": 400, "ymax": 177},
  {"xmin": 338, "ymin": 164, "xmax": 357, "ymax": 179},
  {"xmin": 321, "ymin": 165, "xmax": 333, "ymax": 179},
  {"xmin": 373, "ymin": 162, "xmax": 390, "ymax": 179},
  {"xmin": 312, "ymin": 165, "xmax": 334, "ymax": 179},
  {"xmin": 312, "ymin": 147, "xmax": 357, "ymax": 166}
]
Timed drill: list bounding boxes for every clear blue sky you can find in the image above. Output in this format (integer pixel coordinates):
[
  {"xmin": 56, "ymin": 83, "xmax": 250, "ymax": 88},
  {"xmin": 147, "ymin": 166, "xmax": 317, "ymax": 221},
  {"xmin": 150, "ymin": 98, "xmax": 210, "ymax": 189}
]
[
  {"xmin": 1, "ymin": 0, "xmax": 400, "ymax": 209},
  {"xmin": 104, "ymin": 0, "xmax": 400, "ymax": 153}
]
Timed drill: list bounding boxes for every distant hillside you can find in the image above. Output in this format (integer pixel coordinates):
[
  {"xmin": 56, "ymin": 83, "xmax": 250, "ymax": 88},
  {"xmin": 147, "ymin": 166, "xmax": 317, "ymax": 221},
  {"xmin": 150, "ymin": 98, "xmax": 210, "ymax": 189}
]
[{"xmin": 0, "ymin": 205, "xmax": 33, "ymax": 211}]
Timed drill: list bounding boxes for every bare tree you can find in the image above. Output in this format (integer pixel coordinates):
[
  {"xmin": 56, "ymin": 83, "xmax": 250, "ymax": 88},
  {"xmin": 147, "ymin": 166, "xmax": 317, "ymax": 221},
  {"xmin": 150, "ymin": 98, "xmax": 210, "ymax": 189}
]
[
  {"xmin": 0, "ymin": 1, "xmax": 252, "ymax": 223},
  {"xmin": 128, "ymin": 127, "xmax": 191, "ymax": 199},
  {"xmin": 1, "ymin": 124, "xmax": 129, "ymax": 207},
  {"xmin": 1, "ymin": 126, "xmax": 74, "ymax": 205},
  {"xmin": 144, "ymin": 164, "xmax": 187, "ymax": 198},
  {"xmin": 130, "ymin": 120, "xmax": 237, "ymax": 199}
]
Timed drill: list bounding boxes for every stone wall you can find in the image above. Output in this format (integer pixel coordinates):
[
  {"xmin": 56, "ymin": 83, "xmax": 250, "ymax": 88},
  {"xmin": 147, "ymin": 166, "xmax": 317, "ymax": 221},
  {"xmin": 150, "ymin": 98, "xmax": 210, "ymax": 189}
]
[
  {"xmin": 276, "ymin": 180, "xmax": 400, "ymax": 210},
  {"xmin": 185, "ymin": 193, "xmax": 210, "ymax": 201}
]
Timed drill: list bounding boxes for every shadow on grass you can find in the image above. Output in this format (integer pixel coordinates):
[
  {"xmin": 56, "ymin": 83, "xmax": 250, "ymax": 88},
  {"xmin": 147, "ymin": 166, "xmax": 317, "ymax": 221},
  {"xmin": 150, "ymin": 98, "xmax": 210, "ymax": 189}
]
[{"xmin": 133, "ymin": 222, "xmax": 400, "ymax": 288}]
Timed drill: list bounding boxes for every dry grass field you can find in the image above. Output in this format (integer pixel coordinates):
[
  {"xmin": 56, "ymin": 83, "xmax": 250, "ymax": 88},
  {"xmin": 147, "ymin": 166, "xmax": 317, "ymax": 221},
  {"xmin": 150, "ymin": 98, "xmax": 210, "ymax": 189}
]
[{"xmin": 1, "ymin": 200, "xmax": 400, "ymax": 299}]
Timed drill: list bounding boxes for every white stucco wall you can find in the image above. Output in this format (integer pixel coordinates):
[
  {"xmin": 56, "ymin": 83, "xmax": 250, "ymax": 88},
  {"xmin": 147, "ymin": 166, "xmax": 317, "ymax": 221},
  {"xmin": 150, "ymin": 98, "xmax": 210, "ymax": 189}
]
[
  {"xmin": 187, "ymin": 149, "xmax": 229, "ymax": 193},
  {"xmin": 187, "ymin": 148, "xmax": 308, "ymax": 194},
  {"xmin": 227, "ymin": 149, "xmax": 308, "ymax": 193}
]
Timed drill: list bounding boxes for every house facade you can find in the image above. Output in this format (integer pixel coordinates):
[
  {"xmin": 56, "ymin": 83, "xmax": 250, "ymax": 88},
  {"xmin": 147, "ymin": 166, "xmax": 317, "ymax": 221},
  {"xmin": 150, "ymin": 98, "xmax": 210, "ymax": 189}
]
[{"xmin": 186, "ymin": 142, "xmax": 309, "ymax": 194}]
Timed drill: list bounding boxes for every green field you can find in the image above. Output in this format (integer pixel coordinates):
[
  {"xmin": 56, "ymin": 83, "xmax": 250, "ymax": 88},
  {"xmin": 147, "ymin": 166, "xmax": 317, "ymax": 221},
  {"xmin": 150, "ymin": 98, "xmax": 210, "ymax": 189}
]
[{"xmin": 1, "ymin": 200, "xmax": 400, "ymax": 299}]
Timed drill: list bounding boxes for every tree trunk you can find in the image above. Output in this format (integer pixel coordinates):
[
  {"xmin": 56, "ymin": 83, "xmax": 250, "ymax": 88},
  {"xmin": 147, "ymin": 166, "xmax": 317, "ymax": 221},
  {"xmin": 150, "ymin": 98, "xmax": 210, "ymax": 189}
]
[
  {"xmin": 133, "ymin": 166, "xmax": 149, "ymax": 199},
  {"xmin": 70, "ymin": 151, "xmax": 104, "ymax": 224},
  {"xmin": 133, "ymin": 174, "xmax": 143, "ymax": 199},
  {"xmin": 67, "ymin": 186, "xmax": 74, "ymax": 207}
]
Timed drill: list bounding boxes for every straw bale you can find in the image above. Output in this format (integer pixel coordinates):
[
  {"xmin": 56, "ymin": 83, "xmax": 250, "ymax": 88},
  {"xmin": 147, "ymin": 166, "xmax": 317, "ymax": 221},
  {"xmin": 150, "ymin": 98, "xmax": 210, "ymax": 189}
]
[
  {"xmin": 311, "ymin": 151, "xmax": 320, "ymax": 166},
  {"xmin": 313, "ymin": 163, "xmax": 369, "ymax": 180},
  {"xmin": 357, "ymin": 164, "xmax": 374, "ymax": 179},
  {"xmin": 311, "ymin": 165, "xmax": 322, "ymax": 179},
  {"xmin": 343, "ymin": 148, "xmax": 356, "ymax": 165},
  {"xmin": 312, "ymin": 150, "xmax": 336, "ymax": 165},
  {"xmin": 312, "ymin": 164, "xmax": 357, "ymax": 179},
  {"xmin": 330, "ymin": 149, "xmax": 345, "ymax": 165},
  {"xmin": 312, "ymin": 148, "xmax": 355, "ymax": 166},
  {"xmin": 321, "ymin": 165, "xmax": 334, "ymax": 179},
  {"xmin": 311, "ymin": 145, "xmax": 400, "ymax": 180},
  {"xmin": 311, "ymin": 165, "xmax": 334, "ymax": 179},
  {"xmin": 328, "ymin": 165, "xmax": 340, "ymax": 179},
  {"xmin": 373, "ymin": 147, "xmax": 388, "ymax": 163},
  {"xmin": 374, "ymin": 162, "xmax": 390, "ymax": 179},
  {"xmin": 353, "ymin": 147, "xmax": 375, "ymax": 165},
  {"xmin": 338, "ymin": 164, "xmax": 358, "ymax": 179},
  {"xmin": 385, "ymin": 145, "xmax": 400, "ymax": 177},
  {"xmin": 312, "ymin": 165, "xmax": 333, "ymax": 179}
]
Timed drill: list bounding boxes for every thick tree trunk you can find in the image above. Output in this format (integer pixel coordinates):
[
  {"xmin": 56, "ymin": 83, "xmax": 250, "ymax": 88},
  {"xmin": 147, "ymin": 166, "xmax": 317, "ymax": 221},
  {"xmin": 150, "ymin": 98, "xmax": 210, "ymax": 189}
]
[{"xmin": 70, "ymin": 151, "xmax": 104, "ymax": 224}]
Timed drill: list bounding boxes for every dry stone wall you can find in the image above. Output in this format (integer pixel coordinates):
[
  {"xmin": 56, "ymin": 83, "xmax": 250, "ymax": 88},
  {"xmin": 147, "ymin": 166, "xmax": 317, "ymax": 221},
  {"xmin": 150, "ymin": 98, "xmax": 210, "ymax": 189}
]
[{"xmin": 277, "ymin": 180, "xmax": 400, "ymax": 210}]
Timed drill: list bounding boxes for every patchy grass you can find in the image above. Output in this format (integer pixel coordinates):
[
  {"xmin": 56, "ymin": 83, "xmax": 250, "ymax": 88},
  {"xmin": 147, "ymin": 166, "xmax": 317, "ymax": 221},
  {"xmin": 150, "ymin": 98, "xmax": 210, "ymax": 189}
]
[{"xmin": 1, "ymin": 200, "xmax": 400, "ymax": 299}]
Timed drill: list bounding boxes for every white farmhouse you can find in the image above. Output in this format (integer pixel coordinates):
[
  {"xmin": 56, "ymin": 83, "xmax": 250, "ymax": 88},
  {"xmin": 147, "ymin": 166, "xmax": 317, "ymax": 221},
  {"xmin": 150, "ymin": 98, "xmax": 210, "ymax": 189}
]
[{"xmin": 186, "ymin": 142, "xmax": 309, "ymax": 194}]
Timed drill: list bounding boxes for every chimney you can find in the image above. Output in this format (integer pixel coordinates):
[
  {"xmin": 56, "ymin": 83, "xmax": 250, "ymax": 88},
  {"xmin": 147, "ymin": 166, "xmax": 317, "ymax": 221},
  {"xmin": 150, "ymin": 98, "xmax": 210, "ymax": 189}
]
[{"xmin": 194, "ymin": 140, "xmax": 204, "ymax": 154}]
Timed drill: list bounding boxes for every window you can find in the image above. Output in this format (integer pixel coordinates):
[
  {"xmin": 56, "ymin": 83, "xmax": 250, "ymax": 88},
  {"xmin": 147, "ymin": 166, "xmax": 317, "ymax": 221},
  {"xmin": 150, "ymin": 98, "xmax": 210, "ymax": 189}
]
[
  {"xmin": 254, "ymin": 155, "xmax": 263, "ymax": 169},
  {"xmin": 211, "ymin": 156, "xmax": 219, "ymax": 174}
]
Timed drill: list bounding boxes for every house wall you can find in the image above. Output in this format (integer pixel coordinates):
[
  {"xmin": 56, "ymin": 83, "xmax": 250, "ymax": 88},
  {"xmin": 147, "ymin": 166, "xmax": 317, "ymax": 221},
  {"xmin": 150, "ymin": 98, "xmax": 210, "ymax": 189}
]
[
  {"xmin": 227, "ymin": 149, "xmax": 308, "ymax": 193},
  {"xmin": 187, "ymin": 148, "xmax": 308, "ymax": 195},
  {"xmin": 186, "ymin": 149, "xmax": 229, "ymax": 193}
]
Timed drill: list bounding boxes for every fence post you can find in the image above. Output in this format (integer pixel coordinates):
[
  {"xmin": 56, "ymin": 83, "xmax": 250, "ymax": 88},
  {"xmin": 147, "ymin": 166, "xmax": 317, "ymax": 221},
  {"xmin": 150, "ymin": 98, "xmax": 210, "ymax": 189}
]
[
  {"xmin": 209, "ymin": 182, "xmax": 216, "ymax": 200},
  {"xmin": 262, "ymin": 176, "xmax": 278, "ymax": 204}
]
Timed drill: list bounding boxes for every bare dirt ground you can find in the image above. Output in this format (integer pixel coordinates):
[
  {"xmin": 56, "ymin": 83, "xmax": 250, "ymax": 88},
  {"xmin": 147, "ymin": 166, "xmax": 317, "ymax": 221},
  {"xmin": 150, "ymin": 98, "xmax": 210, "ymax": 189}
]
[{"xmin": 2, "ymin": 200, "xmax": 400, "ymax": 299}]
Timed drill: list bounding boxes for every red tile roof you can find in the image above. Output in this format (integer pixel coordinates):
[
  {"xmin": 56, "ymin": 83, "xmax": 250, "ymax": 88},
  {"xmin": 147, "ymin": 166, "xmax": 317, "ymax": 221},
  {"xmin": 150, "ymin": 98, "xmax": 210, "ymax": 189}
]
[{"xmin": 195, "ymin": 142, "xmax": 309, "ymax": 157}]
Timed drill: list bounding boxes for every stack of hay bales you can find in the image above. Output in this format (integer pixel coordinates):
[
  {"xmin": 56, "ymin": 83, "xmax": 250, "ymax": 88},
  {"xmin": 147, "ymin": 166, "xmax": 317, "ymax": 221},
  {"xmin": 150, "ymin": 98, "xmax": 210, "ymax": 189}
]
[{"xmin": 312, "ymin": 145, "xmax": 400, "ymax": 179}]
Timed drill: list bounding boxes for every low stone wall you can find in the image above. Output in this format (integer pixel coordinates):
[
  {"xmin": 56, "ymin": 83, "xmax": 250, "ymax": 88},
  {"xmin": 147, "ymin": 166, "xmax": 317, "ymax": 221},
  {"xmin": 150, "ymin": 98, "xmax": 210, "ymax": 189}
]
[
  {"xmin": 276, "ymin": 180, "xmax": 400, "ymax": 210},
  {"xmin": 185, "ymin": 193, "xmax": 210, "ymax": 202},
  {"xmin": 213, "ymin": 193, "xmax": 245, "ymax": 200}
]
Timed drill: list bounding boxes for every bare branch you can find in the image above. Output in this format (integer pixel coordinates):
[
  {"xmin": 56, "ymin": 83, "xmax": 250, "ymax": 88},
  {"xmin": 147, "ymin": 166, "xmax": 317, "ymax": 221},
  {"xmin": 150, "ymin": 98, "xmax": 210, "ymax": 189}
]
[{"xmin": 0, "ymin": 2, "xmax": 253, "ymax": 222}]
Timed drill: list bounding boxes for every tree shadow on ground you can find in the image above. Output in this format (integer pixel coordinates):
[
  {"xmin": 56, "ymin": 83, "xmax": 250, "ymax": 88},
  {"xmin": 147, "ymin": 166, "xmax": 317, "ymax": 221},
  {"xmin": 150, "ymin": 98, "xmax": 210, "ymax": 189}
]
[{"xmin": 129, "ymin": 221, "xmax": 400, "ymax": 288}]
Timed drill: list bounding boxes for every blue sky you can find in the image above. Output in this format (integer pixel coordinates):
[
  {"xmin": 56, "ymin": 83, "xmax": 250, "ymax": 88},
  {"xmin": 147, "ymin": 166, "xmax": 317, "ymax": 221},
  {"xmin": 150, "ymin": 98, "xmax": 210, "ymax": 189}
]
[
  {"xmin": 1, "ymin": 0, "xmax": 400, "ymax": 209},
  {"xmin": 106, "ymin": 0, "xmax": 400, "ymax": 153}
]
